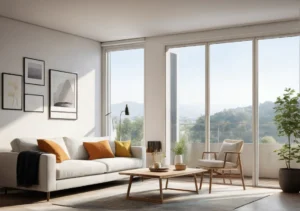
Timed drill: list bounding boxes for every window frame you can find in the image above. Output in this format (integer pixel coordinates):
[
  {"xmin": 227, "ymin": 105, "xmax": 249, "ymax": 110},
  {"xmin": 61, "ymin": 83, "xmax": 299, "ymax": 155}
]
[
  {"xmin": 166, "ymin": 33, "xmax": 300, "ymax": 187},
  {"xmin": 101, "ymin": 44, "xmax": 145, "ymax": 146}
]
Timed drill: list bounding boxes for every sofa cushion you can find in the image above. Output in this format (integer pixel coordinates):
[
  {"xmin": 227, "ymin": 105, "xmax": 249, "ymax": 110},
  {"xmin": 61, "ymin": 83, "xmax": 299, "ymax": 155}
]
[
  {"xmin": 11, "ymin": 138, "xmax": 39, "ymax": 152},
  {"xmin": 56, "ymin": 160, "xmax": 107, "ymax": 180},
  {"xmin": 63, "ymin": 137, "xmax": 113, "ymax": 160},
  {"xmin": 94, "ymin": 158, "xmax": 143, "ymax": 173},
  {"xmin": 11, "ymin": 137, "xmax": 70, "ymax": 158}
]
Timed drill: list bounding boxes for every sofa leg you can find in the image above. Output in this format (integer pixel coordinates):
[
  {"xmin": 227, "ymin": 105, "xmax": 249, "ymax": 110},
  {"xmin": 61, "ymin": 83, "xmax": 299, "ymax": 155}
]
[{"xmin": 47, "ymin": 192, "xmax": 50, "ymax": 201}]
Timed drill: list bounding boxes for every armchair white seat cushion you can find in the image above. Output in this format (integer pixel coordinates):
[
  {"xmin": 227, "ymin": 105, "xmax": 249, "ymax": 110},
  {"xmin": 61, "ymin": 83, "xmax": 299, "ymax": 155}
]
[
  {"xmin": 198, "ymin": 159, "xmax": 237, "ymax": 168},
  {"xmin": 56, "ymin": 160, "xmax": 107, "ymax": 180},
  {"xmin": 93, "ymin": 157, "xmax": 143, "ymax": 173}
]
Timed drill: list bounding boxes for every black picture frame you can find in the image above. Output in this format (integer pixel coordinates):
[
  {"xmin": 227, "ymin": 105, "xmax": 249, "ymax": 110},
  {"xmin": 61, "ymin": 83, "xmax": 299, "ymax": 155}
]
[
  {"xmin": 24, "ymin": 94, "xmax": 44, "ymax": 113},
  {"xmin": 49, "ymin": 69, "xmax": 78, "ymax": 120},
  {"xmin": 23, "ymin": 57, "xmax": 45, "ymax": 86},
  {"xmin": 1, "ymin": 73, "xmax": 23, "ymax": 111}
]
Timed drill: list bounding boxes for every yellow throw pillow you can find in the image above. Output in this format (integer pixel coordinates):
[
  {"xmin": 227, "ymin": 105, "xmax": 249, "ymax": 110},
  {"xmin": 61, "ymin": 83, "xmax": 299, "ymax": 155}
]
[
  {"xmin": 115, "ymin": 140, "xmax": 132, "ymax": 157},
  {"xmin": 83, "ymin": 140, "xmax": 115, "ymax": 160},
  {"xmin": 37, "ymin": 139, "xmax": 70, "ymax": 163}
]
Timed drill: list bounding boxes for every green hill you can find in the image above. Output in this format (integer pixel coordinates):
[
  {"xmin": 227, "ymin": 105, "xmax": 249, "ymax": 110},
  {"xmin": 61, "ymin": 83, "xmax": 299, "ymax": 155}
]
[{"xmin": 186, "ymin": 101, "xmax": 286, "ymax": 144}]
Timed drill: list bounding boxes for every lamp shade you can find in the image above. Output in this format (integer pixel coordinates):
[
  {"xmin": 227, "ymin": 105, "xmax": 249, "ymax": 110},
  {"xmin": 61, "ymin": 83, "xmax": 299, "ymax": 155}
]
[{"xmin": 125, "ymin": 104, "xmax": 129, "ymax": 115}]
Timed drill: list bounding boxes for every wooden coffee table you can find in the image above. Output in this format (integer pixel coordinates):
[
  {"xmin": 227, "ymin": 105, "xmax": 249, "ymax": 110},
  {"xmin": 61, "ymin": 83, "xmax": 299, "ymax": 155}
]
[{"xmin": 119, "ymin": 166, "xmax": 207, "ymax": 203}]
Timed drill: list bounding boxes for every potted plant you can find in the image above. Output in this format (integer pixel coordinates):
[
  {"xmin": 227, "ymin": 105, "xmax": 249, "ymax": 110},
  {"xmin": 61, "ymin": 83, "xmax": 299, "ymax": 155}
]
[
  {"xmin": 274, "ymin": 88, "xmax": 300, "ymax": 193},
  {"xmin": 172, "ymin": 137, "xmax": 187, "ymax": 164}
]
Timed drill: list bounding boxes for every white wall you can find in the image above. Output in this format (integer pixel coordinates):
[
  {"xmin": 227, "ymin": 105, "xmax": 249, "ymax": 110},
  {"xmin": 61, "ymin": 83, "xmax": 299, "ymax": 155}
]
[
  {"xmin": 0, "ymin": 17, "xmax": 101, "ymax": 150},
  {"xmin": 144, "ymin": 20, "xmax": 300, "ymax": 163}
]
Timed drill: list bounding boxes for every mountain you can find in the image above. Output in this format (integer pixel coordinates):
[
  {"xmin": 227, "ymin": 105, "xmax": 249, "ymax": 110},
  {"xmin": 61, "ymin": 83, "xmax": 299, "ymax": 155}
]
[
  {"xmin": 111, "ymin": 102, "xmax": 144, "ymax": 117},
  {"xmin": 111, "ymin": 101, "xmax": 276, "ymax": 119},
  {"xmin": 179, "ymin": 104, "xmax": 204, "ymax": 119},
  {"xmin": 111, "ymin": 102, "xmax": 204, "ymax": 119}
]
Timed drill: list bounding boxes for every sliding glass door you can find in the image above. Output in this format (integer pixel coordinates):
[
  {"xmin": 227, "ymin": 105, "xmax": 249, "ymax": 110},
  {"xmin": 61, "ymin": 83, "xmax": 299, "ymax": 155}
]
[
  {"xmin": 167, "ymin": 45, "xmax": 206, "ymax": 165},
  {"xmin": 258, "ymin": 36, "xmax": 300, "ymax": 187},
  {"xmin": 167, "ymin": 41, "xmax": 254, "ymax": 184},
  {"xmin": 210, "ymin": 41, "xmax": 253, "ymax": 144},
  {"xmin": 210, "ymin": 41, "xmax": 253, "ymax": 182},
  {"xmin": 166, "ymin": 35, "xmax": 300, "ymax": 187}
]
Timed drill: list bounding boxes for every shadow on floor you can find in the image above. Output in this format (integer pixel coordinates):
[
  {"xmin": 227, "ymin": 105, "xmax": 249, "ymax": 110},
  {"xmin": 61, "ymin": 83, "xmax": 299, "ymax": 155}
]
[{"xmin": 0, "ymin": 179, "xmax": 131, "ymax": 208}]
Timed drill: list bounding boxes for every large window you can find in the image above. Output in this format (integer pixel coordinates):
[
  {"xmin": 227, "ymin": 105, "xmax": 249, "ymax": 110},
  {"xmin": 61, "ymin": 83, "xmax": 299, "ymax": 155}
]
[
  {"xmin": 258, "ymin": 36, "xmax": 299, "ymax": 187},
  {"xmin": 259, "ymin": 36, "xmax": 299, "ymax": 144},
  {"xmin": 108, "ymin": 48, "xmax": 144, "ymax": 146},
  {"xmin": 168, "ymin": 46, "xmax": 206, "ymax": 144},
  {"xmin": 166, "ymin": 35, "xmax": 300, "ymax": 187},
  {"xmin": 210, "ymin": 41, "xmax": 253, "ymax": 143}
]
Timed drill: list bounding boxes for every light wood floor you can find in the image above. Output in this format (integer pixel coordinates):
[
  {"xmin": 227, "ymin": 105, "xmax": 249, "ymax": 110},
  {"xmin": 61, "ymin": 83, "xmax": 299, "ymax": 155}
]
[
  {"xmin": 208, "ymin": 176, "xmax": 279, "ymax": 188},
  {"xmin": 0, "ymin": 177, "xmax": 297, "ymax": 211}
]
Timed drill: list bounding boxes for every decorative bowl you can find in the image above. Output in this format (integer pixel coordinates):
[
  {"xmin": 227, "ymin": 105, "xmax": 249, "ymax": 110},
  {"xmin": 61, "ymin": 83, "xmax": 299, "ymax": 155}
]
[
  {"xmin": 149, "ymin": 167, "xmax": 169, "ymax": 172},
  {"xmin": 175, "ymin": 163, "xmax": 186, "ymax": 171}
]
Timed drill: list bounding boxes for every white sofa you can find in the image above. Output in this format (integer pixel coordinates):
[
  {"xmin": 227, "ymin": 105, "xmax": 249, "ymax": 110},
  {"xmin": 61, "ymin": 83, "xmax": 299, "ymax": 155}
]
[{"xmin": 0, "ymin": 136, "xmax": 146, "ymax": 200}]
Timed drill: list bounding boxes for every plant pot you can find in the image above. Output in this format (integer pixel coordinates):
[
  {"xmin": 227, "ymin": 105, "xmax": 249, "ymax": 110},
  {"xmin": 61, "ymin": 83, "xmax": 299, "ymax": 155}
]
[
  {"xmin": 174, "ymin": 154, "xmax": 183, "ymax": 164},
  {"xmin": 279, "ymin": 168, "xmax": 300, "ymax": 193}
]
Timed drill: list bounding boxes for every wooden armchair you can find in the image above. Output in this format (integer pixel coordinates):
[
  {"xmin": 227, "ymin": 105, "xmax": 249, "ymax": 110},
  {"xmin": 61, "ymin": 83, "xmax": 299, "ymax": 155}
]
[{"xmin": 198, "ymin": 139, "xmax": 245, "ymax": 193}]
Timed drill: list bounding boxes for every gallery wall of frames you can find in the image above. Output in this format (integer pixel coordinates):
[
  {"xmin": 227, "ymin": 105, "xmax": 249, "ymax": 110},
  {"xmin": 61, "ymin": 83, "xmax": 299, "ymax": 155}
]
[{"xmin": 1, "ymin": 57, "xmax": 78, "ymax": 120}]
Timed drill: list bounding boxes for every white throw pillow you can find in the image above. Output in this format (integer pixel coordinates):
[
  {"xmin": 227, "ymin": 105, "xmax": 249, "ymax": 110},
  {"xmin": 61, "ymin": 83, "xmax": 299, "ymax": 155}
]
[{"xmin": 217, "ymin": 140, "xmax": 243, "ymax": 162}]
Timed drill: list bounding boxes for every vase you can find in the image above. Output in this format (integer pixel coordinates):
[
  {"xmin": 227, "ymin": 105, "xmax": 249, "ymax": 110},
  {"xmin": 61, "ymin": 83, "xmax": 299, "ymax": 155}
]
[
  {"xmin": 174, "ymin": 154, "xmax": 183, "ymax": 164},
  {"xmin": 279, "ymin": 168, "xmax": 300, "ymax": 193},
  {"xmin": 160, "ymin": 157, "xmax": 166, "ymax": 167}
]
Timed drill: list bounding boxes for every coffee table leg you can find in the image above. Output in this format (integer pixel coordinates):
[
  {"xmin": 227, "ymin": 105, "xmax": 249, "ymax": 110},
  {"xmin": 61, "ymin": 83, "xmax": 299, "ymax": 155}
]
[
  {"xmin": 159, "ymin": 178, "xmax": 163, "ymax": 203},
  {"xmin": 165, "ymin": 178, "xmax": 169, "ymax": 189},
  {"xmin": 127, "ymin": 175, "xmax": 133, "ymax": 199},
  {"xmin": 199, "ymin": 172, "xmax": 204, "ymax": 190},
  {"xmin": 193, "ymin": 174, "xmax": 199, "ymax": 194}
]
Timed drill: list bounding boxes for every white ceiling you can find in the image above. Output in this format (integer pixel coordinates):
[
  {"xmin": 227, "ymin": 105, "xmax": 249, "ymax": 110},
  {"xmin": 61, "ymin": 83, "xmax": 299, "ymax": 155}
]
[{"xmin": 0, "ymin": 0, "xmax": 299, "ymax": 42}]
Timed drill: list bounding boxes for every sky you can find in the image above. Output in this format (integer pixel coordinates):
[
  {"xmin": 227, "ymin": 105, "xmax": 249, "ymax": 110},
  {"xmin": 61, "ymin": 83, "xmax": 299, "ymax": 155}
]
[
  {"xmin": 110, "ymin": 36, "xmax": 299, "ymax": 115},
  {"xmin": 110, "ymin": 48, "xmax": 144, "ymax": 104}
]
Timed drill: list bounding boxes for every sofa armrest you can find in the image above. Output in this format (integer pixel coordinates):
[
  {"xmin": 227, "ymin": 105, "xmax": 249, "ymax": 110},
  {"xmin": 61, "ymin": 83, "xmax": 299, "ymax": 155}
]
[
  {"xmin": 131, "ymin": 146, "xmax": 146, "ymax": 167},
  {"xmin": 0, "ymin": 152, "xmax": 56, "ymax": 192}
]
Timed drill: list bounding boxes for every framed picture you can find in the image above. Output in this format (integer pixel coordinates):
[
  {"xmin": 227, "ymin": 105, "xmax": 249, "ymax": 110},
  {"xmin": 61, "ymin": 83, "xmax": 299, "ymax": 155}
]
[
  {"xmin": 1, "ymin": 73, "xmax": 23, "ymax": 110},
  {"xmin": 49, "ymin": 69, "xmax": 78, "ymax": 120},
  {"xmin": 24, "ymin": 94, "xmax": 44, "ymax": 113},
  {"xmin": 23, "ymin": 57, "xmax": 45, "ymax": 86}
]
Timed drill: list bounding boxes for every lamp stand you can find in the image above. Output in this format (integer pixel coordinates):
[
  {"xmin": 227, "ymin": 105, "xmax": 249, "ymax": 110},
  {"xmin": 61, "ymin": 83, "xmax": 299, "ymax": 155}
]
[{"xmin": 119, "ymin": 111, "xmax": 124, "ymax": 141}]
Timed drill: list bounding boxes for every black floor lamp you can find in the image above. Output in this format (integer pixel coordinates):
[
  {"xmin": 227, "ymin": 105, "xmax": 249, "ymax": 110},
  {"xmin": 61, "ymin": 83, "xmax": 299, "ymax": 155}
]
[{"xmin": 119, "ymin": 104, "xmax": 130, "ymax": 141}]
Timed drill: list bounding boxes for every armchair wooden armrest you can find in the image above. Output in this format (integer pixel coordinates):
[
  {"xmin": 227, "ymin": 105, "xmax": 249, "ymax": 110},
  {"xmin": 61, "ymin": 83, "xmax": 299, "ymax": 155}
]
[
  {"xmin": 202, "ymin": 152, "xmax": 218, "ymax": 159},
  {"xmin": 224, "ymin": 152, "xmax": 241, "ymax": 154}
]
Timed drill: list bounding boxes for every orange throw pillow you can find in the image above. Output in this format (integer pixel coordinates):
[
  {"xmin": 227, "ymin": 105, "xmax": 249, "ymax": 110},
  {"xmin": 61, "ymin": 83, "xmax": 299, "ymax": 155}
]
[
  {"xmin": 37, "ymin": 139, "xmax": 70, "ymax": 163},
  {"xmin": 83, "ymin": 140, "xmax": 115, "ymax": 160}
]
